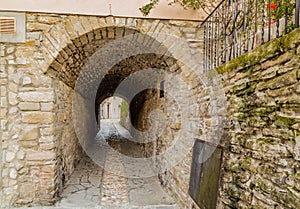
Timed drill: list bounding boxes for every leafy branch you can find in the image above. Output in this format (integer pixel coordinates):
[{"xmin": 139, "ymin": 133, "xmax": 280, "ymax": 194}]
[{"xmin": 140, "ymin": 0, "xmax": 218, "ymax": 16}]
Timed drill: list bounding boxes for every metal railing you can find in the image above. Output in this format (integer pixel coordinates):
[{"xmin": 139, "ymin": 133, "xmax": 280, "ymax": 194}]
[{"xmin": 201, "ymin": 0, "xmax": 300, "ymax": 71}]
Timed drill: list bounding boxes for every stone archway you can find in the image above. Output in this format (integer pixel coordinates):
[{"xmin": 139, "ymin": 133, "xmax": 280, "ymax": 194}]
[{"xmin": 1, "ymin": 14, "xmax": 225, "ymax": 208}]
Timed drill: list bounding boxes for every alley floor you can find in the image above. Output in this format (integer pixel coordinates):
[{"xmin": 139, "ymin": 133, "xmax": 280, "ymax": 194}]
[{"xmin": 21, "ymin": 119, "xmax": 178, "ymax": 209}]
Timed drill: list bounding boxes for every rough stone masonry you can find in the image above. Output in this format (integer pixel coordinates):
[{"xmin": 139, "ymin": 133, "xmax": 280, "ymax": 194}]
[{"xmin": 0, "ymin": 11, "xmax": 299, "ymax": 209}]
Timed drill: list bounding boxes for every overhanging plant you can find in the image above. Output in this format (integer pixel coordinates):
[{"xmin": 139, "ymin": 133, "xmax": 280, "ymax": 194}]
[
  {"xmin": 140, "ymin": 0, "xmax": 296, "ymax": 19},
  {"xmin": 140, "ymin": 0, "xmax": 218, "ymax": 16}
]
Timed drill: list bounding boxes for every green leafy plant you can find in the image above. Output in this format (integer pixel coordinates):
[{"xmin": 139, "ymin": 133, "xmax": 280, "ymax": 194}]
[
  {"xmin": 141, "ymin": 0, "xmax": 296, "ymax": 20},
  {"xmin": 271, "ymin": 0, "xmax": 295, "ymax": 20},
  {"xmin": 119, "ymin": 100, "xmax": 129, "ymax": 127},
  {"xmin": 140, "ymin": 0, "xmax": 160, "ymax": 16},
  {"xmin": 140, "ymin": 0, "xmax": 217, "ymax": 16}
]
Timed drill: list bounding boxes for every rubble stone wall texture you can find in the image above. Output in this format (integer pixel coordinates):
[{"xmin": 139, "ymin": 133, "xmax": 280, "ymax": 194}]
[
  {"xmin": 0, "ymin": 12, "xmax": 205, "ymax": 207},
  {"xmin": 53, "ymin": 80, "xmax": 84, "ymax": 196},
  {"xmin": 132, "ymin": 85, "xmax": 200, "ymax": 209},
  {"xmin": 1, "ymin": 10, "xmax": 298, "ymax": 209},
  {"xmin": 217, "ymin": 28, "xmax": 300, "ymax": 208},
  {"xmin": 133, "ymin": 60, "xmax": 225, "ymax": 209},
  {"xmin": 0, "ymin": 24, "xmax": 58, "ymax": 206}
]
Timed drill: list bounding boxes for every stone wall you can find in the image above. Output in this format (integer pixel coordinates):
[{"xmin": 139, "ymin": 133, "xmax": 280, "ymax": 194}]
[
  {"xmin": 53, "ymin": 80, "xmax": 84, "ymax": 196},
  {"xmin": 139, "ymin": 25, "xmax": 300, "ymax": 209},
  {"xmin": 132, "ymin": 64, "xmax": 226, "ymax": 209},
  {"xmin": 0, "ymin": 38, "xmax": 58, "ymax": 206},
  {"xmin": 0, "ymin": 11, "xmax": 207, "ymax": 208},
  {"xmin": 1, "ymin": 9, "xmax": 299, "ymax": 209},
  {"xmin": 1, "ymin": 10, "xmax": 298, "ymax": 209},
  {"xmin": 216, "ymin": 28, "xmax": 300, "ymax": 208}
]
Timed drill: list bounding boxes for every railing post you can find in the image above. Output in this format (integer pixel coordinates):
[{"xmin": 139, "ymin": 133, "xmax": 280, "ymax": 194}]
[
  {"xmin": 296, "ymin": 0, "xmax": 300, "ymax": 28},
  {"xmin": 262, "ymin": 0, "xmax": 265, "ymax": 44},
  {"xmin": 203, "ymin": 24, "xmax": 206, "ymax": 72},
  {"xmin": 268, "ymin": 0, "xmax": 271, "ymax": 41},
  {"xmin": 276, "ymin": 0, "xmax": 280, "ymax": 38}
]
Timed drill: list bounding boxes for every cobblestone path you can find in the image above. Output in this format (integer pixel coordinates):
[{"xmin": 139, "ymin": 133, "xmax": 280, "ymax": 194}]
[
  {"xmin": 49, "ymin": 119, "xmax": 178, "ymax": 209},
  {"xmin": 55, "ymin": 156, "xmax": 102, "ymax": 208},
  {"xmin": 100, "ymin": 142, "xmax": 129, "ymax": 206}
]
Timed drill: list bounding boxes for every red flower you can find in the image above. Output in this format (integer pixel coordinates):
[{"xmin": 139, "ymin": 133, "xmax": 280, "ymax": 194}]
[{"xmin": 267, "ymin": 4, "xmax": 276, "ymax": 9}]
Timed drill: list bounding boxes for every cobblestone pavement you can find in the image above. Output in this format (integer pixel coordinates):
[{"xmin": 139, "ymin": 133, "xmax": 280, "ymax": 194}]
[
  {"xmin": 20, "ymin": 119, "xmax": 178, "ymax": 209},
  {"xmin": 54, "ymin": 155, "xmax": 102, "ymax": 208},
  {"xmin": 100, "ymin": 142, "xmax": 129, "ymax": 206}
]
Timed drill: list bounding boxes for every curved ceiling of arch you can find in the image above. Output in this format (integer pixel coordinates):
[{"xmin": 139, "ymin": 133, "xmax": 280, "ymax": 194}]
[{"xmin": 48, "ymin": 26, "xmax": 184, "ymax": 117}]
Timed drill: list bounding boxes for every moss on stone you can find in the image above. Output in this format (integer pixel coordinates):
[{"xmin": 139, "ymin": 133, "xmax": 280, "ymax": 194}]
[
  {"xmin": 216, "ymin": 28, "xmax": 300, "ymax": 75},
  {"xmin": 235, "ymin": 82, "xmax": 256, "ymax": 96},
  {"xmin": 239, "ymin": 157, "xmax": 251, "ymax": 171},
  {"xmin": 275, "ymin": 115, "xmax": 297, "ymax": 127},
  {"xmin": 257, "ymin": 137, "xmax": 278, "ymax": 144},
  {"xmin": 234, "ymin": 113, "xmax": 246, "ymax": 121},
  {"xmin": 290, "ymin": 138, "xmax": 296, "ymax": 145}
]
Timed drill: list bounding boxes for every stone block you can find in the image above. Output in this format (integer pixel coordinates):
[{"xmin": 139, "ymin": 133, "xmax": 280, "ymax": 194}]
[
  {"xmin": 8, "ymin": 82, "xmax": 18, "ymax": 93},
  {"xmin": 40, "ymin": 103, "xmax": 55, "ymax": 111},
  {"xmin": 22, "ymin": 76, "xmax": 32, "ymax": 85},
  {"xmin": 79, "ymin": 16, "xmax": 93, "ymax": 32},
  {"xmin": 37, "ymin": 15, "xmax": 61, "ymax": 24},
  {"xmin": 39, "ymin": 136, "xmax": 54, "ymax": 143},
  {"xmin": 21, "ymin": 112, "xmax": 55, "ymax": 124},
  {"xmin": 27, "ymin": 22, "xmax": 50, "ymax": 32},
  {"xmin": 40, "ymin": 127, "xmax": 54, "ymax": 136},
  {"xmin": 26, "ymin": 150, "xmax": 55, "ymax": 161},
  {"xmin": 19, "ymin": 102, "xmax": 40, "ymax": 111},
  {"xmin": 0, "ymin": 108, "xmax": 7, "ymax": 119},
  {"xmin": 257, "ymin": 70, "xmax": 297, "ymax": 91},
  {"xmin": 5, "ymin": 151, "xmax": 15, "ymax": 162},
  {"xmin": 9, "ymin": 168, "xmax": 17, "ymax": 179},
  {"xmin": 18, "ymin": 91, "xmax": 54, "ymax": 102},
  {"xmin": 8, "ymin": 92, "xmax": 18, "ymax": 105},
  {"xmin": 68, "ymin": 16, "xmax": 86, "ymax": 37},
  {"xmin": 20, "ymin": 140, "xmax": 38, "ymax": 148},
  {"xmin": 261, "ymin": 52, "xmax": 292, "ymax": 69},
  {"xmin": 17, "ymin": 150, "xmax": 25, "ymax": 160},
  {"xmin": 19, "ymin": 183, "xmax": 35, "ymax": 199},
  {"xmin": 40, "ymin": 142, "xmax": 56, "ymax": 150},
  {"xmin": 22, "ymin": 127, "xmax": 40, "ymax": 141},
  {"xmin": 1, "ymin": 85, "xmax": 7, "ymax": 95},
  {"xmin": 41, "ymin": 165, "xmax": 55, "ymax": 173},
  {"xmin": 88, "ymin": 16, "xmax": 101, "ymax": 30}
]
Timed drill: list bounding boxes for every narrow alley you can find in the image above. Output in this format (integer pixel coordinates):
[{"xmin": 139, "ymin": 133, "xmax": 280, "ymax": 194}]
[{"xmin": 54, "ymin": 119, "xmax": 178, "ymax": 209}]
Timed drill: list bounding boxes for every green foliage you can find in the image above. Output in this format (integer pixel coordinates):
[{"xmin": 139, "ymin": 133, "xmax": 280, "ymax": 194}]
[
  {"xmin": 119, "ymin": 100, "xmax": 129, "ymax": 127},
  {"xmin": 140, "ymin": 0, "xmax": 160, "ymax": 16},
  {"xmin": 272, "ymin": 0, "xmax": 295, "ymax": 20},
  {"xmin": 140, "ymin": 0, "xmax": 213, "ymax": 16},
  {"xmin": 140, "ymin": 0, "xmax": 296, "ymax": 24}
]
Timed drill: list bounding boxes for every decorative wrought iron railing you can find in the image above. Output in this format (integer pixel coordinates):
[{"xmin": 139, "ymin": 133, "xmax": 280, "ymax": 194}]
[{"xmin": 201, "ymin": 0, "xmax": 300, "ymax": 71}]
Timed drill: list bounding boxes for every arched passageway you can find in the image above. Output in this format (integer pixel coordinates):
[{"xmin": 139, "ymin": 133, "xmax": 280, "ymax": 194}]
[
  {"xmin": 2, "ymin": 13, "xmax": 300, "ymax": 209},
  {"xmin": 7, "ymin": 16, "xmax": 224, "ymax": 208},
  {"xmin": 50, "ymin": 29, "xmax": 187, "ymax": 207},
  {"xmin": 42, "ymin": 20, "xmax": 225, "ymax": 207},
  {"xmin": 47, "ymin": 26, "xmax": 196, "ymax": 207}
]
